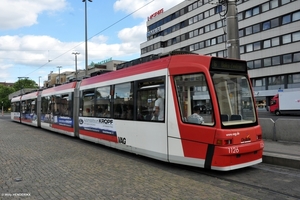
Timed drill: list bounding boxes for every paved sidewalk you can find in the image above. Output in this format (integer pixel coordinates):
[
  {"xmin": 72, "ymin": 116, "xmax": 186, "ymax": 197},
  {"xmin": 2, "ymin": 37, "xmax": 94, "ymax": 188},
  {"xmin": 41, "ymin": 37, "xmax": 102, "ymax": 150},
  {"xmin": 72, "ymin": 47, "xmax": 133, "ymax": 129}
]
[{"xmin": 263, "ymin": 139, "xmax": 300, "ymax": 169}]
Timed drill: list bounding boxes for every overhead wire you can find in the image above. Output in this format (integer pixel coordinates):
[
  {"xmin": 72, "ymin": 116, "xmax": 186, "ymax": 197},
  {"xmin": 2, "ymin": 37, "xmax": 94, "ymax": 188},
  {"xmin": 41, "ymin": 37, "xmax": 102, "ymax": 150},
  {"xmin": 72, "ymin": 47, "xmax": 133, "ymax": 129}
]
[{"xmin": 23, "ymin": 0, "xmax": 155, "ymax": 77}]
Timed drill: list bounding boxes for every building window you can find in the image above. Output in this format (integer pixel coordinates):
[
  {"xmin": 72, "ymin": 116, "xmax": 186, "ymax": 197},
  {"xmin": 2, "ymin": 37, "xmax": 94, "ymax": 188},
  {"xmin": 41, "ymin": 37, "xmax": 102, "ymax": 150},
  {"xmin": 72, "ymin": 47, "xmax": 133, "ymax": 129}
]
[
  {"xmin": 254, "ymin": 60, "xmax": 262, "ymax": 68},
  {"xmin": 193, "ymin": 2, "xmax": 197, "ymax": 9},
  {"xmin": 253, "ymin": 42, "xmax": 261, "ymax": 51},
  {"xmin": 282, "ymin": 14, "xmax": 291, "ymax": 25},
  {"xmin": 198, "ymin": 13, "xmax": 203, "ymax": 21},
  {"xmin": 217, "ymin": 51, "xmax": 224, "ymax": 57},
  {"xmin": 239, "ymin": 29, "xmax": 244, "ymax": 37},
  {"xmin": 271, "ymin": 37, "xmax": 280, "ymax": 46},
  {"xmin": 205, "ymin": 25, "xmax": 210, "ymax": 32},
  {"xmin": 283, "ymin": 54, "xmax": 292, "ymax": 64},
  {"xmin": 204, "ymin": 10, "xmax": 209, "ymax": 18},
  {"xmin": 190, "ymin": 44, "xmax": 194, "ymax": 51},
  {"xmin": 264, "ymin": 58, "xmax": 271, "ymax": 67},
  {"xmin": 282, "ymin": 34, "xmax": 292, "ymax": 44},
  {"xmin": 253, "ymin": 24, "xmax": 260, "ymax": 33},
  {"xmin": 211, "ymin": 38, "xmax": 216, "ymax": 45},
  {"xmin": 217, "ymin": 20, "xmax": 223, "ymax": 28},
  {"xmin": 252, "ymin": 6, "xmax": 259, "ymax": 16},
  {"xmin": 292, "ymin": 32, "xmax": 300, "ymax": 42},
  {"xmin": 272, "ymin": 56, "xmax": 280, "ymax": 66},
  {"xmin": 194, "ymin": 43, "xmax": 199, "ymax": 50},
  {"xmin": 209, "ymin": 8, "xmax": 215, "ymax": 16},
  {"xmin": 281, "ymin": 0, "xmax": 290, "ymax": 5},
  {"xmin": 245, "ymin": 26, "xmax": 252, "ymax": 35},
  {"xmin": 199, "ymin": 41, "xmax": 205, "ymax": 49},
  {"xmin": 194, "ymin": 29, "xmax": 199, "ymax": 37},
  {"xmin": 263, "ymin": 40, "xmax": 271, "ymax": 48},
  {"xmin": 240, "ymin": 46, "xmax": 244, "ymax": 54},
  {"xmin": 247, "ymin": 61, "xmax": 253, "ymax": 69},
  {"xmin": 292, "ymin": 11, "xmax": 300, "ymax": 21},
  {"xmin": 245, "ymin": 9, "xmax": 252, "ymax": 18},
  {"xmin": 294, "ymin": 52, "xmax": 300, "ymax": 62},
  {"xmin": 271, "ymin": 18, "xmax": 279, "ymax": 28},
  {"xmin": 199, "ymin": 28, "xmax": 204, "ymax": 34},
  {"xmin": 217, "ymin": 35, "xmax": 223, "ymax": 43},
  {"xmin": 210, "ymin": 23, "xmax": 216, "ymax": 31},
  {"xmin": 238, "ymin": 12, "xmax": 243, "ymax": 21},
  {"xmin": 270, "ymin": 0, "xmax": 278, "ymax": 9},
  {"xmin": 205, "ymin": 40, "xmax": 211, "ymax": 47},
  {"xmin": 262, "ymin": 21, "xmax": 270, "ymax": 30},
  {"xmin": 262, "ymin": 2, "xmax": 269, "ymax": 12},
  {"xmin": 194, "ymin": 15, "xmax": 198, "ymax": 23},
  {"xmin": 246, "ymin": 44, "xmax": 253, "ymax": 52}
]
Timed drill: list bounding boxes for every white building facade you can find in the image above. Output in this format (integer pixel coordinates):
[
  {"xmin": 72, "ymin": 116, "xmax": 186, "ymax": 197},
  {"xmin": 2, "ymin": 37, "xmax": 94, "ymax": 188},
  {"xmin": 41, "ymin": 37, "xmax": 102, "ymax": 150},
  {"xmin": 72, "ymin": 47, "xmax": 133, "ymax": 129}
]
[{"xmin": 140, "ymin": 0, "xmax": 300, "ymax": 106}]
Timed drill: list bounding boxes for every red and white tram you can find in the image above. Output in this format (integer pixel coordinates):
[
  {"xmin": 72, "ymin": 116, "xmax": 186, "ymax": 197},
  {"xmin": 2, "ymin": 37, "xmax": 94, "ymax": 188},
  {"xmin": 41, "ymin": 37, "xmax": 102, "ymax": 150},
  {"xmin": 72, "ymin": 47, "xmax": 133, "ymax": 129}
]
[{"xmin": 11, "ymin": 52, "xmax": 264, "ymax": 171}]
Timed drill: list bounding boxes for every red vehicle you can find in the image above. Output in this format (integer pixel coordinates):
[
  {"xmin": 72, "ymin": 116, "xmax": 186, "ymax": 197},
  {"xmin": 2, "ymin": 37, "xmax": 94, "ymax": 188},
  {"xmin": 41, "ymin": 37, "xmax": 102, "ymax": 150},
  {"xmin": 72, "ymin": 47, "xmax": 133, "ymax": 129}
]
[
  {"xmin": 11, "ymin": 52, "xmax": 264, "ymax": 171},
  {"xmin": 270, "ymin": 91, "xmax": 300, "ymax": 115}
]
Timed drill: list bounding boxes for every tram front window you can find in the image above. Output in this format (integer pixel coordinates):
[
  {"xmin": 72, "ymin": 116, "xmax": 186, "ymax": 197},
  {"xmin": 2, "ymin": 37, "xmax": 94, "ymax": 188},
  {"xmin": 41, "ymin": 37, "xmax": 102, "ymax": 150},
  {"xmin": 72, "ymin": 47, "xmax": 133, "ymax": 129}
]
[
  {"xmin": 212, "ymin": 73, "xmax": 256, "ymax": 126},
  {"xmin": 174, "ymin": 73, "xmax": 214, "ymax": 126}
]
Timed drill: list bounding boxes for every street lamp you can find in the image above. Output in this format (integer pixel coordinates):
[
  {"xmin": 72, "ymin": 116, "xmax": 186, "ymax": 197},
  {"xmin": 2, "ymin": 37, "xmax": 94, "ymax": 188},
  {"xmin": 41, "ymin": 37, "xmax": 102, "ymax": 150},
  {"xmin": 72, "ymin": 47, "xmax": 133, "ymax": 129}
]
[
  {"xmin": 39, "ymin": 76, "xmax": 42, "ymax": 89},
  {"xmin": 83, "ymin": 0, "xmax": 92, "ymax": 77},
  {"xmin": 72, "ymin": 52, "xmax": 80, "ymax": 81},
  {"xmin": 57, "ymin": 66, "xmax": 62, "ymax": 84}
]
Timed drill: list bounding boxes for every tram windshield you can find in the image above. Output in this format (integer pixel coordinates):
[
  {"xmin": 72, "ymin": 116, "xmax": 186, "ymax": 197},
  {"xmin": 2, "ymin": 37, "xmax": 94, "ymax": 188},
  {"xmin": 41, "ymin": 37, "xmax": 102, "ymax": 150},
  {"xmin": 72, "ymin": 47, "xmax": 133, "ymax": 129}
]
[{"xmin": 212, "ymin": 73, "xmax": 256, "ymax": 126}]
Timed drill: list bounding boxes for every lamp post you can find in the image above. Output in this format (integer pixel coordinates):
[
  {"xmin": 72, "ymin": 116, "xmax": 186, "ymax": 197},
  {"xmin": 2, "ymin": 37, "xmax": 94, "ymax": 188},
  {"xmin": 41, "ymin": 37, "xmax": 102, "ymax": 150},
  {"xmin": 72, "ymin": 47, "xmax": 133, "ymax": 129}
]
[
  {"xmin": 72, "ymin": 52, "xmax": 80, "ymax": 81},
  {"xmin": 57, "ymin": 66, "xmax": 62, "ymax": 84},
  {"xmin": 83, "ymin": 0, "xmax": 92, "ymax": 77},
  {"xmin": 39, "ymin": 76, "xmax": 42, "ymax": 89}
]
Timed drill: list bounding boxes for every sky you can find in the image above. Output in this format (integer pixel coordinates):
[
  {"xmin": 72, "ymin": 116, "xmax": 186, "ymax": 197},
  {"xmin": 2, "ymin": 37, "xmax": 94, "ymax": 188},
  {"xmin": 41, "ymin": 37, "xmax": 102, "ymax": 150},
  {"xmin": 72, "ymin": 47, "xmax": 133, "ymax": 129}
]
[{"xmin": 0, "ymin": 0, "xmax": 186, "ymax": 85}]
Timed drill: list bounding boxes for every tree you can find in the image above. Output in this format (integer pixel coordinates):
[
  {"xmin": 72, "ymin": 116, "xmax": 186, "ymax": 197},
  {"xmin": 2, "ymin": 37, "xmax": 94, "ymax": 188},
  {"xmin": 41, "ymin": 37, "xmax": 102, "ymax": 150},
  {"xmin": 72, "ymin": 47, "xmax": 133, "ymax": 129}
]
[
  {"xmin": 0, "ymin": 85, "xmax": 15, "ymax": 111},
  {"xmin": 13, "ymin": 79, "xmax": 38, "ymax": 91}
]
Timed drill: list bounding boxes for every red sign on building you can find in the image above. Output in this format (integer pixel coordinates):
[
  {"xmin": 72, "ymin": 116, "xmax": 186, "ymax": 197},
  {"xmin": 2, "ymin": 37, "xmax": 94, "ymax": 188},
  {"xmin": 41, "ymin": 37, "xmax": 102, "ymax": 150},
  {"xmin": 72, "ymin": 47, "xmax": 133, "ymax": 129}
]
[{"xmin": 148, "ymin": 8, "xmax": 164, "ymax": 21}]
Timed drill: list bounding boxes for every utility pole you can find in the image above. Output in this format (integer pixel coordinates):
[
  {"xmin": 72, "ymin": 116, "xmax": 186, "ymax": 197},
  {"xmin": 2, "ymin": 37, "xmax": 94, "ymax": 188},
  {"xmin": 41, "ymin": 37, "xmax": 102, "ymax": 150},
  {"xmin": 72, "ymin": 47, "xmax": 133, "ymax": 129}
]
[
  {"xmin": 39, "ymin": 76, "xmax": 42, "ymax": 89},
  {"xmin": 83, "ymin": 0, "xmax": 92, "ymax": 77},
  {"xmin": 57, "ymin": 66, "xmax": 62, "ymax": 84},
  {"xmin": 72, "ymin": 52, "xmax": 80, "ymax": 81},
  {"xmin": 225, "ymin": 0, "xmax": 240, "ymax": 59}
]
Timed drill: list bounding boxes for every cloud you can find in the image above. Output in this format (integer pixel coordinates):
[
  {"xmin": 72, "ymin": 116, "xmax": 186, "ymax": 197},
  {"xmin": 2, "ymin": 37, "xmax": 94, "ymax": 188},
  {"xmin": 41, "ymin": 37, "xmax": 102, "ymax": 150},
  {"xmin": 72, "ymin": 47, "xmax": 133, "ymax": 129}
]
[
  {"xmin": 118, "ymin": 23, "xmax": 146, "ymax": 43},
  {"xmin": 0, "ymin": 0, "xmax": 66, "ymax": 30},
  {"xmin": 113, "ymin": 0, "xmax": 185, "ymax": 19}
]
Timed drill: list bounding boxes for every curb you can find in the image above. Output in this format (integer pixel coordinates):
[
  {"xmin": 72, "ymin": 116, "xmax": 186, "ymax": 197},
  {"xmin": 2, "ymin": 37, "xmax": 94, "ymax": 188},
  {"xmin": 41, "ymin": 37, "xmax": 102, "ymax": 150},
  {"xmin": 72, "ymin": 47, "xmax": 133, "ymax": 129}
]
[{"xmin": 263, "ymin": 152, "xmax": 300, "ymax": 169}]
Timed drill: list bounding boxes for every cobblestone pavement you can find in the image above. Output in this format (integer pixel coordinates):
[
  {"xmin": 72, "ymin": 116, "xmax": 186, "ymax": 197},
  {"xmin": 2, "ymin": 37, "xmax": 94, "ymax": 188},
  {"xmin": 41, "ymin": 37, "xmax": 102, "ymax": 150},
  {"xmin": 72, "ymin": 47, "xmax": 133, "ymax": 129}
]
[{"xmin": 0, "ymin": 119, "xmax": 256, "ymax": 200}]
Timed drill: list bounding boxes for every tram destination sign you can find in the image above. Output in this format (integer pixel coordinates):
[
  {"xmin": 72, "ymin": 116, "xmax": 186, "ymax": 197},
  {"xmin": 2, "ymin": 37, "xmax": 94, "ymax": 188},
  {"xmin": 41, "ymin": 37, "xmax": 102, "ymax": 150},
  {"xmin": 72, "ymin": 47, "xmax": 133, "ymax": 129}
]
[{"xmin": 210, "ymin": 58, "xmax": 247, "ymax": 73}]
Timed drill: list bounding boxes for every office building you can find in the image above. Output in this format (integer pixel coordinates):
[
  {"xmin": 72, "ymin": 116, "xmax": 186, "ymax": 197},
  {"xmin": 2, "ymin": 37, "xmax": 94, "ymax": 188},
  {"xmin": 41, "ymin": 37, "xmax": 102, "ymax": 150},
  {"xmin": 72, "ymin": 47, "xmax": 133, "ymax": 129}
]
[{"xmin": 141, "ymin": 0, "xmax": 300, "ymax": 106}]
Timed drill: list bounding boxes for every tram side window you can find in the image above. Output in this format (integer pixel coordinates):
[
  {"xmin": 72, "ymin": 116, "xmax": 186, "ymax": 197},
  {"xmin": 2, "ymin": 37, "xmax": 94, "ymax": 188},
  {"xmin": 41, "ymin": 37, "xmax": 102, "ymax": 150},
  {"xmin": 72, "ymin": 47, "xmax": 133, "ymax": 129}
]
[
  {"xmin": 114, "ymin": 82, "xmax": 133, "ymax": 120},
  {"xmin": 174, "ymin": 73, "xmax": 214, "ymax": 126},
  {"xmin": 11, "ymin": 102, "xmax": 19, "ymax": 112},
  {"xmin": 21, "ymin": 100, "xmax": 31, "ymax": 114},
  {"xmin": 136, "ymin": 77, "xmax": 165, "ymax": 122},
  {"xmin": 82, "ymin": 90, "xmax": 95, "ymax": 117},
  {"xmin": 95, "ymin": 86, "xmax": 111, "ymax": 118},
  {"xmin": 60, "ymin": 94, "xmax": 72, "ymax": 117},
  {"xmin": 41, "ymin": 96, "xmax": 52, "ymax": 122},
  {"xmin": 41, "ymin": 96, "xmax": 51, "ymax": 115}
]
